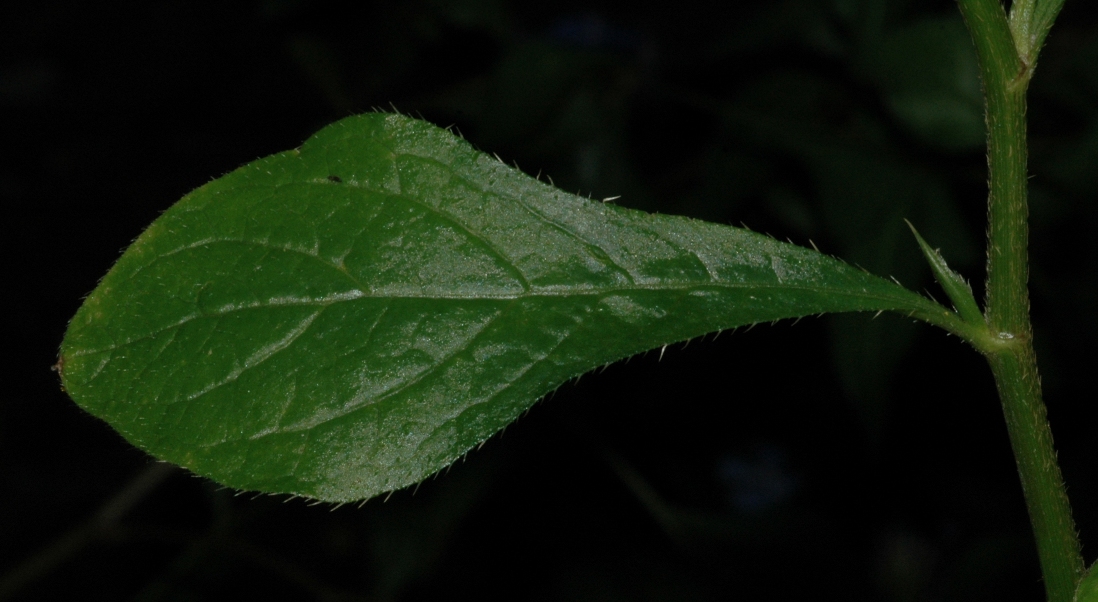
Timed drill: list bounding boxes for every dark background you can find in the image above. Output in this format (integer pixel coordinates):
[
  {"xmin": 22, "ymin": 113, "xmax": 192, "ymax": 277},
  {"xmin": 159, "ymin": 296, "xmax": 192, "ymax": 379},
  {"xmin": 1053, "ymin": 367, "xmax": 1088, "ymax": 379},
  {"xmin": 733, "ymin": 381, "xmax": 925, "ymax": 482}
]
[{"xmin": 4, "ymin": 0, "xmax": 1098, "ymax": 600}]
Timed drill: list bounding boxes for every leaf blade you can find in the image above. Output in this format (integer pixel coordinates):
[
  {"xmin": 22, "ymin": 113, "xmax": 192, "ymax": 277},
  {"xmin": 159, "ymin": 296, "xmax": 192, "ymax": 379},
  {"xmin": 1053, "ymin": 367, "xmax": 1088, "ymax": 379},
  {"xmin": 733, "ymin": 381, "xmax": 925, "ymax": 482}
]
[{"xmin": 62, "ymin": 113, "xmax": 946, "ymax": 501}]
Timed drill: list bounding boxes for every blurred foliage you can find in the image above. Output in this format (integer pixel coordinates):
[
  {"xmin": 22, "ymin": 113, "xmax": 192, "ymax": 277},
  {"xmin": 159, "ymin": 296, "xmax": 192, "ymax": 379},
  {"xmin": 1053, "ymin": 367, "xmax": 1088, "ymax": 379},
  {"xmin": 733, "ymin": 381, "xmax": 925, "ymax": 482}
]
[{"xmin": 3, "ymin": 0, "xmax": 1096, "ymax": 600}]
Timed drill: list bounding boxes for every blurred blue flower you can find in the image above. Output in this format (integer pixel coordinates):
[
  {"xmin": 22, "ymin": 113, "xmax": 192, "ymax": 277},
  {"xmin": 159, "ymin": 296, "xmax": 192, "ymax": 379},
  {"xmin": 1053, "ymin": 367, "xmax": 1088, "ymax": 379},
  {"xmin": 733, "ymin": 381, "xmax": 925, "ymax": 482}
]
[{"xmin": 717, "ymin": 444, "xmax": 799, "ymax": 513}]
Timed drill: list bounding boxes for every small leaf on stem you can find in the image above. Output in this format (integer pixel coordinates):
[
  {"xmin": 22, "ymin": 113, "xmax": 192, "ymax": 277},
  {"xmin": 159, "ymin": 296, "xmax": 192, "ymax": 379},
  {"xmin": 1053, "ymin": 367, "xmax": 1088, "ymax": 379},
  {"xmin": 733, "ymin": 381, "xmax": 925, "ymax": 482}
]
[
  {"xmin": 1077, "ymin": 562, "xmax": 1098, "ymax": 602},
  {"xmin": 906, "ymin": 219, "xmax": 985, "ymax": 327}
]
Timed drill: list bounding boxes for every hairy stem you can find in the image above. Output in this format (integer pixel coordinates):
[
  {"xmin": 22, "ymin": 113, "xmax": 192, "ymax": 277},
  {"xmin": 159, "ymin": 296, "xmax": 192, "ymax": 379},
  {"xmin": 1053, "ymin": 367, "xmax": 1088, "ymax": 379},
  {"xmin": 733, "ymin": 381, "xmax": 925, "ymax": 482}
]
[
  {"xmin": 955, "ymin": 0, "xmax": 1083, "ymax": 600},
  {"xmin": 987, "ymin": 344, "xmax": 1082, "ymax": 601}
]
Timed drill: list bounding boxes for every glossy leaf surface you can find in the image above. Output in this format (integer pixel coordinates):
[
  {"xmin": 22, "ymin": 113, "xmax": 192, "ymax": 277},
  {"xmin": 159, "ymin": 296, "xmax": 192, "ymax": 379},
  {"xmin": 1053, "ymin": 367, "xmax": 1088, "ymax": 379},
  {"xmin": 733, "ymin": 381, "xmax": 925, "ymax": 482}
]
[{"xmin": 60, "ymin": 113, "xmax": 946, "ymax": 501}]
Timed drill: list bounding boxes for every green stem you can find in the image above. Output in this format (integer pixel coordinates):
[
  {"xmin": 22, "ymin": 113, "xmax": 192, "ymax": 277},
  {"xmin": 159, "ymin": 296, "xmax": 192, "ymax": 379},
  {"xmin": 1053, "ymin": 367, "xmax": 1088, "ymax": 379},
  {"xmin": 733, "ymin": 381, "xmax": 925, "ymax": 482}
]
[
  {"xmin": 955, "ymin": 0, "xmax": 1083, "ymax": 600},
  {"xmin": 987, "ymin": 345, "xmax": 1082, "ymax": 602}
]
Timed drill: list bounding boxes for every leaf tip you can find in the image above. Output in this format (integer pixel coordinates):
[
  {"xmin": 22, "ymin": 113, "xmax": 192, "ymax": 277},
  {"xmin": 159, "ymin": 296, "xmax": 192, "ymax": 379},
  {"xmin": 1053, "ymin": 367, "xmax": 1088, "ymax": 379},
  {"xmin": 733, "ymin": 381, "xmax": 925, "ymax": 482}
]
[{"xmin": 905, "ymin": 219, "xmax": 985, "ymax": 327}]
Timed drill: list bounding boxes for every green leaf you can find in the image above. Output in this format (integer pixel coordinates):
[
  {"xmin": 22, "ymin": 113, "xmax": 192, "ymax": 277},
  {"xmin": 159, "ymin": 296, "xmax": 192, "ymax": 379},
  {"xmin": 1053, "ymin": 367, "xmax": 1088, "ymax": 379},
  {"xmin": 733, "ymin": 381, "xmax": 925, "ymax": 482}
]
[
  {"xmin": 905, "ymin": 219, "xmax": 985, "ymax": 326},
  {"xmin": 1079, "ymin": 562, "xmax": 1098, "ymax": 602},
  {"xmin": 1009, "ymin": 0, "xmax": 1067, "ymax": 67},
  {"xmin": 60, "ymin": 113, "xmax": 949, "ymax": 502}
]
